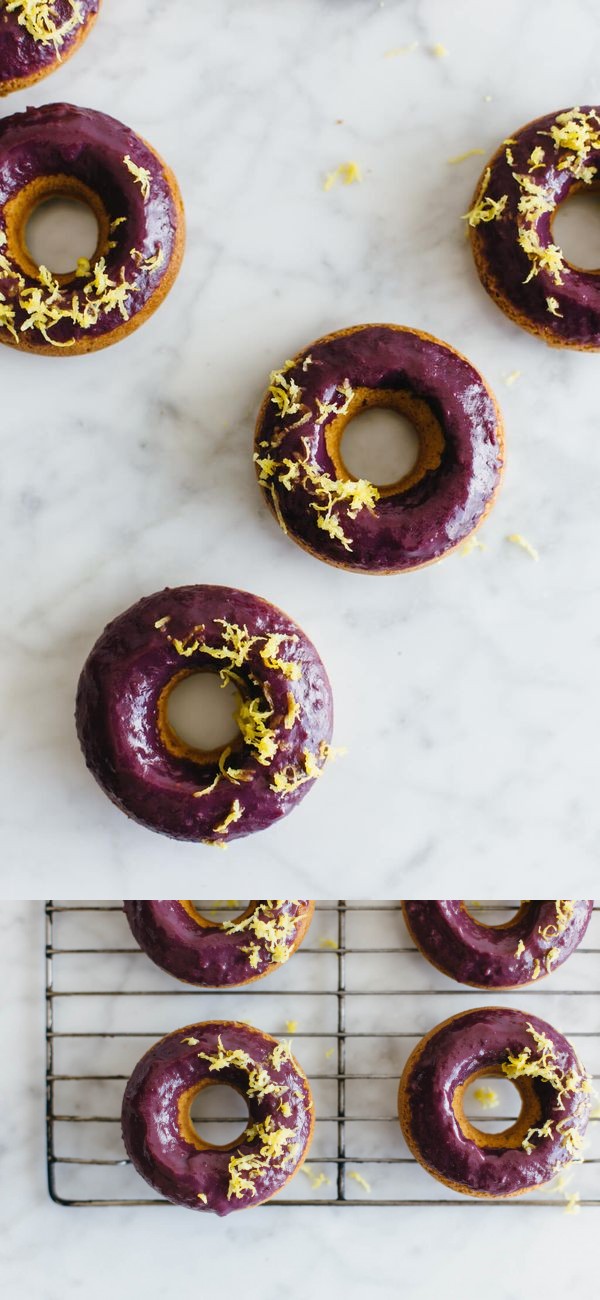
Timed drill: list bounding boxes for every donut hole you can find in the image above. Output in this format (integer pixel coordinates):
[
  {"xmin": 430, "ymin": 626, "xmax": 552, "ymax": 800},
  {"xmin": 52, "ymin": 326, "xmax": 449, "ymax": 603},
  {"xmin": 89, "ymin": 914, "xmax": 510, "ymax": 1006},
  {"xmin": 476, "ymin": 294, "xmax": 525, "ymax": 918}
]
[
  {"xmin": 340, "ymin": 408, "xmax": 420, "ymax": 487},
  {"xmin": 454, "ymin": 1071, "xmax": 541, "ymax": 1149},
  {"xmin": 552, "ymin": 185, "xmax": 600, "ymax": 271},
  {"xmin": 188, "ymin": 1083, "xmax": 250, "ymax": 1149},
  {"xmin": 463, "ymin": 901, "xmax": 525, "ymax": 929},
  {"xmin": 326, "ymin": 388, "xmax": 446, "ymax": 498},
  {"xmin": 163, "ymin": 671, "xmax": 242, "ymax": 763},
  {"xmin": 186, "ymin": 900, "xmax": 253, "ymax": 927},
  {"xmin": 25, "ymin": 197, "xmax": 100, "ymax": 276}
]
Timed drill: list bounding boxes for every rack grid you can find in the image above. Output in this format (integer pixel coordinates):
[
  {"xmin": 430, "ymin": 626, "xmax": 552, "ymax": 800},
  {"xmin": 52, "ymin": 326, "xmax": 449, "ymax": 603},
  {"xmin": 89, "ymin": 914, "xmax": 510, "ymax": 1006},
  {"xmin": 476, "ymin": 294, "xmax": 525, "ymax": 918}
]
[{"xmin": 45, "ymin": 901, "xmax": 600, "ymax": 1208}]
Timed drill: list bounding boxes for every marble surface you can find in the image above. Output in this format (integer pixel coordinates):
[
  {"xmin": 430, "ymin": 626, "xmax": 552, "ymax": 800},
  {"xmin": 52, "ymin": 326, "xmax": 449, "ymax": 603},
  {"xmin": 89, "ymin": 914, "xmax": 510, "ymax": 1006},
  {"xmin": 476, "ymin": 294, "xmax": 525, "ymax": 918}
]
[
  {"xmin": 2, "ymin": 0, "xmax": 600, "ymax": 896},
  {"xmin": 1, "ymin": 901, "xmax": 598, "ymax": 1299}
]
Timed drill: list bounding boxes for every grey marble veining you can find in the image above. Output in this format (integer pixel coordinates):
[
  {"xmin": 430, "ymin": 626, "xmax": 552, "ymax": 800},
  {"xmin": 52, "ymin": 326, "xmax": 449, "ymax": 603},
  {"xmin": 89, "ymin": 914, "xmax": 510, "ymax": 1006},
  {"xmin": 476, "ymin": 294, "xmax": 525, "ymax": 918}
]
[{"xmin": 1, "ymin": 0, "xmax": 600, "ymax": 895}]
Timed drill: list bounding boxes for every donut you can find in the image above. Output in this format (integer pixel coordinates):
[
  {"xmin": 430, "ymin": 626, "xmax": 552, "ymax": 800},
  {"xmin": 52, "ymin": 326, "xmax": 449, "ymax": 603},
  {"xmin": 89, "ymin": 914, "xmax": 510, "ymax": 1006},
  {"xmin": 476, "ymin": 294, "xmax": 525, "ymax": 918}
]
[
  {"xmin": 403, "ymin": 900, "xmax": 593, "ymax": 988},
  {"xmin": 0, "ymin": 103, "xmax": 184, "ymax": 355},
  {"xmin": 75, "ymin": 585, "xmax": 335, "ymax": 845},
  {"xmin": 254, "ymin": 324, "xmax": 504, "ymax": 574},
  {"xmin": 398, "ymin": 1007, "xmax": 592, "ymax": 1198},
  {"xmin": 124, "ymin": 900, "xmax": 315, "ymax": 987},
  {"xmin": 122, "ymin": 1020, "xmax": 314, "ymax": 1214},
  {"xmin": 0, "ymin": 1, "xmax": 100, "ymax": 95},
  {"xmin": 467, "ymin": 107, "xmax": 600, "ymax": 349}
]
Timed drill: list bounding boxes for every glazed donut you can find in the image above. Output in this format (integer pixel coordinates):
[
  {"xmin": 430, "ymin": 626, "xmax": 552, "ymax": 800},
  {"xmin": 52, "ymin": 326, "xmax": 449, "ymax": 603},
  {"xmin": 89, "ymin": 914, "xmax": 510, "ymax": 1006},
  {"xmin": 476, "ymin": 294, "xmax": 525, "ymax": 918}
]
[
  {"xmin": 467, "ymin": 107, "xmax": 600, "ymax": 349},
  {"xmin": 254, "ymin": 324, "xmax": 504, "ymax": 574},
  {"xmin": 124, "ymin": 900, "xmax": 315, "ymax": 986},
  {"xmin": 0, "ymin": 1, "xmax": 100, "ymax": 95},
  {"xmin": 399, "ymin": 1007, "xmax": 592, "ymax": 1198},
  {"xmin": 0, "ymin": 103, "xmax": 184, "ymax": 355},
  {"xmin": 122, "ymin": 1020, "xmax": 314, "ymax": 1214},
  {"xmin": 403, "ymin": 900, "xmax": 593, "ymax": 988},
  {"xmin": 75, "ymin": 585, "xmax": 335, "ymax": 845}
]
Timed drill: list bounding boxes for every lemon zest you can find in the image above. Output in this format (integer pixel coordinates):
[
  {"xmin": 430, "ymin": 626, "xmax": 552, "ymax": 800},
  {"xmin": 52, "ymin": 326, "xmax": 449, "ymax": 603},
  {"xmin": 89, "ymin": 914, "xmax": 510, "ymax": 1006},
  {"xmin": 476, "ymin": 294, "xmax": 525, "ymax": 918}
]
[
  {"xmin": 507, "ymin": 533, "xmax": 539, "ymax": 561},
  {"xmin": 123, "ymin": 155, "xmax": 151, "ymax": 199},
  {"xmin": 323, "ymin": 161, "xmax": 362, "ymax": 191},
  {"xmin": 349, "ymin": 1171, "xmax": 371, "ymax": 1193},
  {"xmin": 447, "ymin": 148, "xmax": 485, "ymax": 165},
  {"xmin": 213, "ymin": 798, "xmax": 242, "ymax": 835},
  {"xmin": 473, "ymin": 1086, "xmax": 499, "ymax": 1109},
  {"xmin": 6, "ymin": 0, "xmax": 83, "ymax": 51},
  {"xmin": 462, "ymin": 168, "xmax": 508, "ymax": 227}
]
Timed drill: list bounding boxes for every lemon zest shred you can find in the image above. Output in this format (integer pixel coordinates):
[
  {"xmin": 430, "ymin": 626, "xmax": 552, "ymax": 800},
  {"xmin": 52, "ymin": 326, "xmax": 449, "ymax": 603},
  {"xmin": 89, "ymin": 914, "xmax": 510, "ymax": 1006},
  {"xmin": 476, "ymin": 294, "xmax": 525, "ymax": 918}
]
[
  {"xmin": 6, "ymin": 0, "xmax": 83, "ymax": 51},
  {"xmin": 447, "ymin": 148, "xmax": 485, "ymax": 165},
  {"xmin": 473, "ymin": 1087, "xmax": 499, "ymax": 1109},
  {"xmin": 196, "ymin": 1192, "xmax": 208, "ymax": 1203},
  {"xmin": 462, "ymin": 168, "xmax": 508, "ymax": 227},
  {"xmin": 348, "ymin": 1171, "xmax": 371, "ymax": 1193},
  {"xmin": 515, "ymin": 939, "xmax": 526, "ymax": 958},
  {"xmin": 506, "ymin": 533, "xmax": 539, "ymax": 561},
  {"xmin": 323, "ymin": 161, "xmax": 362, "ymax": 191},
  {"xmin": 123, "ymin": 155, "xmax": 151, "ymax": 199},
  {"xmin": 213, "ymin": 798, "xmax": 242, "ymax": 835}
]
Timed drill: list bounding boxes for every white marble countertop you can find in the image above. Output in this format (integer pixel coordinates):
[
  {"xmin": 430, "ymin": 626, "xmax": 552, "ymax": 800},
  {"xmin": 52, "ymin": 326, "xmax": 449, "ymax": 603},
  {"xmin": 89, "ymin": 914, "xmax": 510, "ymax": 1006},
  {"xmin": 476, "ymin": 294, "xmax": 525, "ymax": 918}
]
[
  {"xmin": 2, "ymin": 901, "xmax": 598, "ymax": 1299},
  {"xmin": 3, "ymin": 0, "xmax": 600, "ymax": 895}
]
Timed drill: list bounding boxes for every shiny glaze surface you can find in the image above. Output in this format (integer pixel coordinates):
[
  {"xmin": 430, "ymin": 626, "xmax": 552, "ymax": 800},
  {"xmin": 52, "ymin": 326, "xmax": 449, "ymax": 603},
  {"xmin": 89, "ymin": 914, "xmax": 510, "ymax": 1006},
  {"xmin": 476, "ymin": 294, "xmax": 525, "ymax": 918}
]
[
  {"xmin": 471, "ymin": 107, "xmax": 600, "ymax": 347},
  {"xmin": 401, "ymin": 1007, "xmax": 591, "ymax": 1196},
  {"xmin": 0, "ymin": 103, "xmax": 180, "ymax": 346},
  {"xmin": 124, "ymin": 899, "xmax": 313, "ymax": 986},
  {"xmin": 122, "ymin": 1020, "xmax": 313, "ymax": 1214},
  {"xmin": 0, "ymin": 0, "xmax": 99, "ymax": 85},
  {"xmin": 403, "ymin": 900, "xmax": 593, "ymax": 987},
  {"xmin": 255, "ymin": 325, "xmax": 503, "ymax": 572},
  {"xmin": 75, "ymin": 585, "xmax": 334, "ymax": 843}
]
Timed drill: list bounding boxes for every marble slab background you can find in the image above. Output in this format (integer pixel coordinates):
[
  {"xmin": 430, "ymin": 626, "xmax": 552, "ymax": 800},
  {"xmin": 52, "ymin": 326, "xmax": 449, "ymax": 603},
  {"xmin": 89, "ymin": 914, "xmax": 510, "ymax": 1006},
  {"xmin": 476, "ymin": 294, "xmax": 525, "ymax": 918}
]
[
  {"xmin": 2, "ymin": 0, "xmax": 600, "ymax": 895},
  {"xmin": 1, "ymin": 901, "xmax": 597, "ymax": 1298}
]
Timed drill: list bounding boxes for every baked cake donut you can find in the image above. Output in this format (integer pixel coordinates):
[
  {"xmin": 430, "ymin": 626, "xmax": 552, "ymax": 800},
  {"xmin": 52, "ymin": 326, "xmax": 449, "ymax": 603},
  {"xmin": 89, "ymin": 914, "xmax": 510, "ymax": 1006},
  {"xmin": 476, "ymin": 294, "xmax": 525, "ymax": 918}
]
[
  {"xmin": 124, "ymin": 900, "xmax": 315, "ymax": 987},
  {"xmin": 467, "ymin": 107, "xmax": 600, "ymax": 349},
  {"xmin": 75, "ymin": 585, "xmax": 335, "ymax": 845},
  {"xmin": 0, "ymin": 103, "xmax": 184, "ymax": 355},
  {"xmin": 403, "ymin": 900, "xmax": 593, "ymax": 988},
  {"xmin": 399, "ymin": 1007, "xmax": 592, "ymax": 1198},
  {"xmin": 122, "ymin": 1021, "xmax": 314, "ymax": 1214},
  {"xmin": 0, "ymin": 1, "xmax": 100, "ymax": 95},
  {"xmin": 254, "ymin": 324, "xmax": 504, "ymax": 574}
]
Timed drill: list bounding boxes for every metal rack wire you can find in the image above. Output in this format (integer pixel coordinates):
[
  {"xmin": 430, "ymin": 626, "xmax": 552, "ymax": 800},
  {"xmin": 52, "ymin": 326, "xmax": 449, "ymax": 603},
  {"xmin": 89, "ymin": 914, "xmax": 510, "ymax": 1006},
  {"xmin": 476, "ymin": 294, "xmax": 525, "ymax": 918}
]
[{"xmin": 45, "ymin": 901, "xmax": 600, "ymax": 1208}]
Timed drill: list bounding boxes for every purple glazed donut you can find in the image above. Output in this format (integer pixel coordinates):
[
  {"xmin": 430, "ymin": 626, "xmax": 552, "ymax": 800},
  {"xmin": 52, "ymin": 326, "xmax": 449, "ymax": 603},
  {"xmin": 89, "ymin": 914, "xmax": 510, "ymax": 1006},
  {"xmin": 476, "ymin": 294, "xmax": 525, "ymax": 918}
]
[
  {"xmin": 0, "ymin": 1, "xmax": 100, "ymax": 96},
  {"xmin": 124, "ymin": 900, "xmax": 315, "ymax": 987},
  {"xmin": 122, "ymin": 1020, "xmax": 314, "ymax": 1214},
  {"xmin": 0, "ymin": 103, "xmax": 184, "ymax": 355},
  {"xmin": 399, "ymin": 1007, "xmax": 592, "ymax": 1198},
  {"xmin": 75, "ymin": 585, "xmax": 335, "ymax": 845},
  {"xmin": 254, "ymin": 324, "xmax": 504, "ymax": 574},
  {"xmin": 468, "ymin": 107, "xmax": 600, "ymax": 349},
  {"xmin": 403, "ymin": 900, "xmax": 594, "ymax": 988}
]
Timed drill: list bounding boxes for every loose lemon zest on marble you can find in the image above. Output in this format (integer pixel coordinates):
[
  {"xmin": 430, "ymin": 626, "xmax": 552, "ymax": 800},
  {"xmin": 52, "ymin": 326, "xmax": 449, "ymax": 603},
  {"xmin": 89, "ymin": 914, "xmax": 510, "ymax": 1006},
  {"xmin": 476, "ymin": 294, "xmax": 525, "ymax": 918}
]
[
  {"xmin": 300, "ymin": 1165, "xmax": 331, "ymax": 1190},
  {"xmin": 384, "ymin": 42, "xmax": 419, "ymax": 57},
  {"xmin": 565, "ymin": 1192, "xmax": 581, "ymax": 1214},
  {"xmin": 447, "ymin": 149, "xmax": 485, "ymax": 165},
  {"xmin": 463, "ymin": 168, "xmax": 508, "ymax": 227},
  {"xmin": 349, "ymin": 1171, "xmax": 371, "ymax": 1193},
  {"xmin": 431, "ymin": 42, "xmax": 448, "ymax": 58},
  {"xmin": 460, "ymin": 534, "xmax": 486, "ymax": 557},
  {"xmin": 504, "ymin": 370, "xmax": 521, "ymax": 385},
  {"xmin": 123, "ymin": 155, "xmax": 151, "ymax": 199},
  {"xmin": 319, "ymin": 938, "xmax": 338, "ymax": 950},
  {"xmin": 515, "ymin": 939, "xmax": 526, "ymax": 958},
  {"xmin": 323, "ymin": 161, "xmax": 362, "ymax": 191},
  {"xmin": 325, "ymin": 1046, "xmax": 335, "ymax": 1059},
  {"xmin": 6, "ymin": 0, "xmax": 83, "ymax": 51},
  {"xmin": 213, "ymin": 798, "xmax": 242, "ymax": 835},
  {"xmin": 285, "ymin": 1020, "xmax": 299, "ymax": 1034},
  {"xmin": 506, "ymin": 533, "xmax": 539, "ymax": 561},
  {"xmin": 540, "ymin": 901, "xmax": 576, "ymax": 940},
  {"xmin": 473, "ymin": 1086, "xmax": 499, "ymax": 1109}
]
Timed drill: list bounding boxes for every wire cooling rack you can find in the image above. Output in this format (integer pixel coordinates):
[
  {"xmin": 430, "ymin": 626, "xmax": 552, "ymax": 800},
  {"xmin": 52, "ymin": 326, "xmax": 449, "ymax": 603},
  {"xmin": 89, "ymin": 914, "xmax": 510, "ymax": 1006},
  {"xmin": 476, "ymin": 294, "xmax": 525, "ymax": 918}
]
[{"xmin": 45, "ymin": 901, "xmax": 600, "ymax": 1208}]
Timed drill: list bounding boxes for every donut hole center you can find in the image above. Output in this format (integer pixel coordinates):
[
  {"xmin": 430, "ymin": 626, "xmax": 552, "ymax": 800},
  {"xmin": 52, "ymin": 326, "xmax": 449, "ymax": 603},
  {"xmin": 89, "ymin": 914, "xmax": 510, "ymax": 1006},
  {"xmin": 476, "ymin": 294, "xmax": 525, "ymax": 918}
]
[
  {"xmin": 552, "ymin": 184, "xmax": 600, "ymax": 271},
  {"xmin": 188, "ymin": 1083, "xmax": 250, "ymax": 1149},
  {"xmin": 25, "ymin": 197, "xmax": 100, "ymax": 276},
  {"xmin": 340, "ymin": 408, "xmax": 420, "ymax": 488},
  {"xmin": 454, "ymin": 1071, "xmax": 541, "ymax": 1149},
  {"xmin": 463, "ymin": 901, "xmax": 526, "ymax": 929},
  {"xmin": 325, "ymin": 387, "xmax": 446, "ymax": 498},
  {"xmin": 163, "ymin": 671, "xmax": 242, "ymax": 764},
  {"xmin": 185, "ymin": 900, "xmax": 253, "ymax": 928}
]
